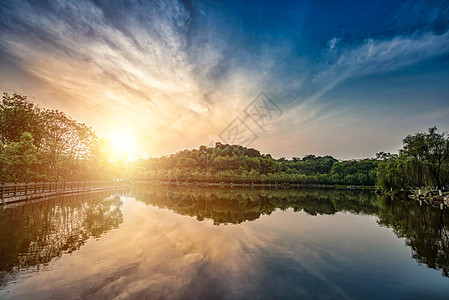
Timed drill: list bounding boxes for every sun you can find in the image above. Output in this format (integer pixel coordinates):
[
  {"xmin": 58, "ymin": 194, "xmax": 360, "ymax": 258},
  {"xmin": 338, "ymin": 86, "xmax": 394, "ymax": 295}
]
[{"xmin": 109, "ymin": 130, "xmax": 134, "ymax": 156}]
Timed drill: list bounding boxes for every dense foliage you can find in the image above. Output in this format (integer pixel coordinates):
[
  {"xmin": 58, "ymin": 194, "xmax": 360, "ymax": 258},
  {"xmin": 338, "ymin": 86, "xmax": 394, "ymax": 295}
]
[
  {"xmin": 128, "ymin": 127, "xmax": 449, "ymax": 190},
  {"xmin": 3, "ymin": 93, "xmax": 448, "ymax": 191},
  {"xmin": 376, "ymin": 127, "xmax": 449, "ymax": 190},
  {"xmin": 0, "ymin": 93, "xmax": 124, "ymax": 182},
  {"xmin": 127, "ymin": 143, "xmax": 378, "ymax": 185}
]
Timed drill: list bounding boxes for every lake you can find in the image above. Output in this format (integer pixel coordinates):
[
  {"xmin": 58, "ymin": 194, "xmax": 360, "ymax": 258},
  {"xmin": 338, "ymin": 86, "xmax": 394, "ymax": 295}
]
[{"xmin": 1, "ymin": 186, "xmax": 448, "ymax": 299}]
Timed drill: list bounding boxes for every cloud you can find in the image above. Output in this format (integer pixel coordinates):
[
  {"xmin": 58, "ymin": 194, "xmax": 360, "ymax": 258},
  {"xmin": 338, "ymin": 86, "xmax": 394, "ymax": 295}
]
[
  {"xmin": 285, "ymin": 29, "xmax": 449, "ymax": 123},
  {"xmin": 326, "ymin": 37, "xmax": 341, "ymax": 50},
  {"xmin": 264, "ymin": 28, "xmax": 449, "ymax": 159},
  {"xmin": 315, "ymin": 30, "xmax": 449, "ymax": 95},
  {"xmin": 1, "ymin": 0, "xmax": 449, "ymax": 159},
  {"xmin": 0, "ymin": 0, "xmax": 271, "ymax": 157}
]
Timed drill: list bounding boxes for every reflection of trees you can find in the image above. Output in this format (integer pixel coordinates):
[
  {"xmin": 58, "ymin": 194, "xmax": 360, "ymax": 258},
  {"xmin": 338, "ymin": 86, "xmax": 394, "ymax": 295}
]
[
  {"xmin": 133, "ymin": 185, "xmax": 449, "ymax": 278},
  {"xmin": 131, "ymin": 185, "xmax": 379, "ymax": 225},
  {"xmin": 0, "ymin": 192, "xmax": 123, "ymax": 286},
  {"xmin": 377, "ymin": 197, "xmax": 449, "ymax": 277}
]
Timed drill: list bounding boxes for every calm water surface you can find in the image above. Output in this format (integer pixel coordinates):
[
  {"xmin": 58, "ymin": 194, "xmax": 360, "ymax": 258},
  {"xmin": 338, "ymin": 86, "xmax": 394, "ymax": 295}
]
[{"xmin": 0, "ymin": 186, "xmax": 448, "ymax": 299}]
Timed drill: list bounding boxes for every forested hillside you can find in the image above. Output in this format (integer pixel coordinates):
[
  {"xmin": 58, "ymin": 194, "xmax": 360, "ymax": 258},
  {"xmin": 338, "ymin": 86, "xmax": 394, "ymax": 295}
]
[
  {"xmin": 127, "ymin": 143, "xmax": 378, "ymax": 185},
  {"xmin": 128, "ymin": 128, "xmax": 449, "ymax": 190}
]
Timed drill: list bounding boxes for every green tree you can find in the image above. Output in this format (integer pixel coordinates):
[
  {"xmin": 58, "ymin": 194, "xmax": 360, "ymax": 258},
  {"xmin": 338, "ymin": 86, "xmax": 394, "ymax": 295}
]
[
  {"xmin": 0, "ymin": 92, "xmax": 121, "ymax": 182},
  {"xmin": 0, "ymin": 132, "xmax": 41, "ymax": 182},
  {"xmin": 401, "ymin": 127, "xmax": 449, "ymax": 188},
  {"xmin": 0, "ymin": 93, "xmax": 45, "ymax": 148}
]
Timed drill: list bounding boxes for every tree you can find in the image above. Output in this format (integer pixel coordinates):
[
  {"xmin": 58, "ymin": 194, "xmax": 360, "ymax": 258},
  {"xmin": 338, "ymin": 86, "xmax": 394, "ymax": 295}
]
[
  {"xmin": 0, "ymin": 92, "xmax": 120, "ymax": 182},
  {"xmin": 376, "ymin": 151, "xmax": 392, "ymax": 160},
  {"xmin": 401, "ymin": 127, "xmax": 449, "ymax": 188},
  {"xmin": 376, "ymin": 155, "xmax": 405, "ymax": 191},
  {"xmin": 0, "ymin": 132, "xmax": 41, "ymax": 182},
  {"xmin": 0, "ymin": 92, "xmax": 45, "ymax": 148}
]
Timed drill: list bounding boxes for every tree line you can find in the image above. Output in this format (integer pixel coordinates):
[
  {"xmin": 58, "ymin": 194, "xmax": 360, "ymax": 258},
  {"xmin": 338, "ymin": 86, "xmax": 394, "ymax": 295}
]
[
  {"xmin": 127, "ymin": 143, "xmax": 379, "ymax": 186},
  {"xmin": 2, "ymin": 93, "xmax": 448, "ymax": 190},
  {"xmin": 128, "ymin": 128, "xmax": 449, "ymax": 191},
  {"xmin": 0, "ymin": 92, "xmax": 124, "ymax": 182}
]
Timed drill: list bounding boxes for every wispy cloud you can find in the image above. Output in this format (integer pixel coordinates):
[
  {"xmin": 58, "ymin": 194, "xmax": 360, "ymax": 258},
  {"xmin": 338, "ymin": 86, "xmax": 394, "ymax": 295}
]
[
  {"xmin": 316, "ymin": 31, "xmax": 449, "ymax": 91},
  {"xmin": 1, "ymin": 0, "xmax": 448, "ymax": 159},
  {"xmin": 326, "ymin": 37, "xmax": 340, "ymax": 51},
  {"xmin": 265, "ymin": 29, "xmax": 449, "ymax": 158},
  {"xmin": 0, "ymin": 0, "xmax": 270, "ymax": 157}
]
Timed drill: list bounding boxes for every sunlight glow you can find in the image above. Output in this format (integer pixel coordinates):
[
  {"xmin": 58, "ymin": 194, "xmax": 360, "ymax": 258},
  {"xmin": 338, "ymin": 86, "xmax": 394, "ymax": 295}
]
[{"xmin": 109, "ymin": 130, "xmax": 134, "ymax": 157}]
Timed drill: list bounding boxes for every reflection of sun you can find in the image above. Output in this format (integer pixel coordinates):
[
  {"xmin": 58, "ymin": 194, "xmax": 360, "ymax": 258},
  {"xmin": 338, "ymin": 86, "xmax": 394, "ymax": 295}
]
[{"xmin": 109, "ymin": 130, "xmax": 134, "ymax": 155}]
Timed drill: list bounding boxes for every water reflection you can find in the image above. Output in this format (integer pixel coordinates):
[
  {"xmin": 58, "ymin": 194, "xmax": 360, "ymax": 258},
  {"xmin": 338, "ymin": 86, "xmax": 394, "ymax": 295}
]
[
  {"xmin": 0, "ymin": 191, "xmax": 124, "ymax": 287},
  {"xmin": 132, "ymin": 185, "xmax": 379, "ymax": 225},
  {"xmin": 132, "ymin": 185, "xmax": 449, "ymax": 278},
  {"xmin": 377, "ymin": 196, "xmax": 449, "ymax": 278},
  {"xmin": 0, "ymin": 186, "xmax": 448, "ymax": 298}
]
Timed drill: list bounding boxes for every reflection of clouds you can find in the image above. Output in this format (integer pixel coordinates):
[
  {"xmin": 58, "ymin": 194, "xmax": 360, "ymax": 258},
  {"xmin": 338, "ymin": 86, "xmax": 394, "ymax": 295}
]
[
  {"xmin": 116, "ymin": 203, "xmax": 265, "ymax": 298},
  {"xmin": 4, "ymin": 196, "xmax": 446, "ymax": 298},
  {"xmin": 2, "ymin": 197, "xmax": 369, "ymax": 299},
  {"xmin": 2, "ymin": 198, "xmax": 266, "ymax": 299}
]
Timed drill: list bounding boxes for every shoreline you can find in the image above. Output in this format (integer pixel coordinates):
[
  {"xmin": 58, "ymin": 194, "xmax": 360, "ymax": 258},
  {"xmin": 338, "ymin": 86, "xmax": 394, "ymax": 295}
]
[{"xmin": 131, "ymin": 180, "xmax": 376, "ymax": 190}]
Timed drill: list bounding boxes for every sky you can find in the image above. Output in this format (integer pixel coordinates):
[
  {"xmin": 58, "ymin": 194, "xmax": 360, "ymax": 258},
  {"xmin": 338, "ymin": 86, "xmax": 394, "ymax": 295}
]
[{"xmin": 1, "ymin": 0, "xmax": 449, "ymax": 160}]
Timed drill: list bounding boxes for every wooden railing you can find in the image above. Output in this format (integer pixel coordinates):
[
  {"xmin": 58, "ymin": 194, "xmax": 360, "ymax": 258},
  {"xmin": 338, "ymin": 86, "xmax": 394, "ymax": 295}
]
[{"xmin": 0, "ymin": 181, "xmax": 129, "ymax": 204}]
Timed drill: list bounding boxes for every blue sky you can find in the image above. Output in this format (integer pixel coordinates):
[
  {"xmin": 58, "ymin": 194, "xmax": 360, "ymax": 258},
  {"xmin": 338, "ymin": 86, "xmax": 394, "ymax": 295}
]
[{"xmin": 1, "ymin": 0, "xmax": 448, "ymax": 159}]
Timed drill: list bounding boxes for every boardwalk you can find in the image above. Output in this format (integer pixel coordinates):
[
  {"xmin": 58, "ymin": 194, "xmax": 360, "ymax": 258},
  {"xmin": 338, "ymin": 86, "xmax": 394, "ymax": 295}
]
[{"xmin": 0, "ymin": 181, "xmax": 129, "ymax": 205}]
